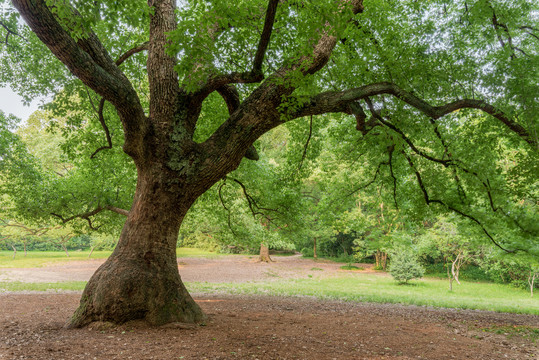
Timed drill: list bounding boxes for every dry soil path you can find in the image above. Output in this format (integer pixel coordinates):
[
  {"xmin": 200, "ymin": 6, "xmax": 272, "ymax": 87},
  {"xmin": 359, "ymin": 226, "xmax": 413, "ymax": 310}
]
[{"xmin": 0, "ymin": 254, "xmax": 381, "ymax": 283}]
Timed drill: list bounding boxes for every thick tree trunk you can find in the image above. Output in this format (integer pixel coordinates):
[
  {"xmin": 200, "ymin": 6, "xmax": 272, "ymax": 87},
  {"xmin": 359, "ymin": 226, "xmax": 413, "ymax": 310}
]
[
  {"xmin": 259, "ymin": 243, "xmax": 272, "ymax": 263},
  {"xmin": 68, "ymin": 175, "xmax": 206, "ymax": 328}
]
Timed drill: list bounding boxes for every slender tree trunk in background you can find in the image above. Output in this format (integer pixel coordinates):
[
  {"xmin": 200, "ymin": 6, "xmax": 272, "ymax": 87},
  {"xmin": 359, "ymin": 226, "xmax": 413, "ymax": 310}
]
[
  {"xmin": 11, "ymin": 245, "xmax": 16, "ymax": 259},
  {"xmin": 376, "ymin": 249, "xmax": 387, "ymax": 268},
  {"xmin": 529, "ymin": 271, "xmax": 536, "ymax": 298},
  {"xmin": 60, "ymin": 235, "xmax": 73, "ymax": 257},
  {"xmin": 447, "ymin": 263, "xmax": 453, "ymax": 291},
  {"xmin": 23, "ymin": 240, "xmax": 27, "ymax": 257},
  {"xmin": 88, "ymin": 246, "xmax": 95, "ymax": 258},
  {"xmin": 381, "ymin": 252, "xmax": 387, "ymax": 270},
  {"xmin": 313, "ymin": 237, "xmax": 317, "ymax": 259},
  {"xmin": 259, "ymin": 243, "xmax": 272, "ymax": 263}
]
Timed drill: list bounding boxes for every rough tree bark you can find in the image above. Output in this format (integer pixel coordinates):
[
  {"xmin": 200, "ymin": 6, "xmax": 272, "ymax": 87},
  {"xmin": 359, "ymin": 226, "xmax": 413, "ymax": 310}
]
[{"xmin": 69, "ymin": 173, "xmax": 207, "ymax": 327}]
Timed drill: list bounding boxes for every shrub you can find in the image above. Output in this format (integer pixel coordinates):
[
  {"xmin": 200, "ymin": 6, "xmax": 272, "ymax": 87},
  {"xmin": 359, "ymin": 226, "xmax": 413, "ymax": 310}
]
[
  {"xmin": 390, "ymin": 252, "xmax": 425, "ymax": 284},
  {"xmin": 300, "ymin": 247, "xmax": 314, "ymax": 258}
]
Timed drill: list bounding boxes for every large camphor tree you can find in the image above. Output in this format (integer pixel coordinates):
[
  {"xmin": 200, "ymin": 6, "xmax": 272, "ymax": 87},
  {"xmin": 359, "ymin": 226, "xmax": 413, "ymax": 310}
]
[{"xmin": 0, "ymin": 0, "xmax": 537, "ymax": 326}]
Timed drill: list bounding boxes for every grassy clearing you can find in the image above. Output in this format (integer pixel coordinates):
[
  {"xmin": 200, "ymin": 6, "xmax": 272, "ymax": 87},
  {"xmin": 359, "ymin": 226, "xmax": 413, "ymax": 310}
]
[
  {"xmin": 0, "ymin": 281, "xmax": 87, "ymax": 292},
  {"xmin": 0, "ymin": 248, "xmax": 219, "ymax": 268},
  {"xmin": 176, "ymin": 248, "xmax": 223, "ymax": 258},
  {"xmin": 0, "ymin": 250, "xmax": 112, "ymax": 268},
  {"xmin": 186, "ymin": 275, "xmax": 539, "ymax": 315},
  {"xmin": 1, "ymin": 276, "xmax": 537, "ymax": 315},
  {"xmin": 340, "ymin": 265, "xmax": 364, "ymax": 271},
  {"xmin": 1, "ymin": 253, "xmax": 537, "ymax": 315}
]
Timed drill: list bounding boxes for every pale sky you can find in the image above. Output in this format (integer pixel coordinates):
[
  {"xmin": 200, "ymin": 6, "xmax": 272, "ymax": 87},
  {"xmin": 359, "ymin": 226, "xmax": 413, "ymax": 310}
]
[{"xmin": 0, "ymin": 87, "xmax": 41, "ymax": 121}]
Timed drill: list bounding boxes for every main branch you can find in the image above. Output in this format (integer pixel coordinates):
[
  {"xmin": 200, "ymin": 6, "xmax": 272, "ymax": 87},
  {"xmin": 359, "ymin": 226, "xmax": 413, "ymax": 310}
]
[
  {"xmin": 292, "ymin": 82, "xmax": 537, "ymax": 147},
  {"xmin": 12, "ymin": 0, "xmax": 148, "ymax": 159}
]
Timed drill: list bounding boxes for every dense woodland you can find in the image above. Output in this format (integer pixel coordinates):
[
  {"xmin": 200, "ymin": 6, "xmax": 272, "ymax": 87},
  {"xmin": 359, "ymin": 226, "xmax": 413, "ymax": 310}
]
[
  {"xmin": 0, "ymin": 0, "xmax": 537, "ymax": 325},
  {"xmin": 1, "ymin": 108, "xmax": 537, "ymax": 291}
]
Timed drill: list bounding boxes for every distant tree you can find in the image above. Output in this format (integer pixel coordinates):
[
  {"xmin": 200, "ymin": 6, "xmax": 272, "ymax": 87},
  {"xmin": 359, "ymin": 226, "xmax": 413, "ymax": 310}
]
[
  {"xmin": 481, "ymin": 252, "xmax": 539, "ymax": 297},
  {"xmin": 46, "ymin": 226, "xmax": 76, "ymax": 257},
  {"xmin": 0, "ymin": 220, "xmax": 50, "ymax": 256},
  {"xmin": 0, "ymin": 234, "xmax": 16, "ymax": 259},
  {"xmin": 419, "ymin": 216, "xmax": 479, "ymax": 291}
]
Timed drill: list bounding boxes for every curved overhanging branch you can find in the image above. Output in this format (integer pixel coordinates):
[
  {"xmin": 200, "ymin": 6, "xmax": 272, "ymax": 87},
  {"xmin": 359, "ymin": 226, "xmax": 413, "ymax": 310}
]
[
  {"xmin": 12, "ymin": 0, "xmax": 148, "ymax": 159},
  {"xmin": 372, "ymin": 106, "xmax": 537, "ymax": 238},
  {"xmin": 0, "ymin": 20, "xmax": 28, "ymax": 44},
  {"xmin": 2, "ymin": 222, "xmax": 51, "ymax": 237},
  {"xmin": 329, "ymin": 160, "xmax": 385, "ymax": 206},
  {"xmin": 402, "ymin": 152, "xmax": 524, "ymax": 253},
  {"xmin": 115, "ymin": 42, "xmax": 149, "ymax": 67},
  {"xmin": 364, "ymin": 97, "xmax": 452, "ymax": 167},
  {"xmin": 87, "ymin": 43, "xmax": 149, "ymax": 159},
  {"xmin": 292, "ymin": 82, "xmax": 537, "ymax": 148},
  {"xmin": 87, "ymin": 94, "xmax": 112, "ymax": 159},
  {"xmin": 387, "ymin": 144, "xmax": 399, "ymax": 211},
  {"xmin": 218, "ymin": 180, "xmax": 238, "ymax": 236},
  {"xmin": 231, "ymin": 178, "xmax": 281, "ymax": 218}
]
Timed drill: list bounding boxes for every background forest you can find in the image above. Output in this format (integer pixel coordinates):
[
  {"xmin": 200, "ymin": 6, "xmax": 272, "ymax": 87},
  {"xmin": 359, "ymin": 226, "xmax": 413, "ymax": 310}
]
[{"xmin": 1, "ymin": 104, "xmax": 537, "ymax": 291}]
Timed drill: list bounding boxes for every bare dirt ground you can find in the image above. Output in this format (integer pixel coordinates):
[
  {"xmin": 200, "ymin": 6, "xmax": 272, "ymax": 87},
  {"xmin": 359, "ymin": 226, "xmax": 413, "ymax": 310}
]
[
  {"xmin": 0, "ymin": 255, "xmax": 538, "ymax": 360},
  {"xmin": 0, "ymin": 254, "xmax": 379, "ymax": 283}
]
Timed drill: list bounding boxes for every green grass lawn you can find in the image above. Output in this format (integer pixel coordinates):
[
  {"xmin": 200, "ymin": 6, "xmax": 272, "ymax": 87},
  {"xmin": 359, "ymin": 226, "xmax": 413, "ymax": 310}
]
[
  {"xmin": 0, "ymin": 250, "xmax": 112, "ymax": 268},
  {"xmin": 186, "ymin": 275, "xmax": 539, "ymax": 315},
  {"xmin": 0, "ymin": 281, "xmax": 87, "ymax": 292},
  {"xmin": 1, "ymin": 251, "xmax": 537, "ymax": 316},
  {"xmin": 0, "ymin": 248, "xmax": 219, "ymax": 268},
  {"xmin": 1, "ymin": 275, "xmax": 536, "ymax": 315}
]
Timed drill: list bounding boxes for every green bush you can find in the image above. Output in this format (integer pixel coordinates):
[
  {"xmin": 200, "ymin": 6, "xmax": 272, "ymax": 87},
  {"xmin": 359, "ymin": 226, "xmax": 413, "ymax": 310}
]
[
  {"xmin": 481, "ymin": 258, "xmax": 539, "ymax": 290},
  {"xmin": 179, "ymin": 231, "xmax": 221, "ymax": 251},
  {"xmin": 390, "ymin": 252, "xmax": 425, "ymax": 284},
  {"xmin": 300, "ymin": 247, "xmax": 314, "ymax": 258}
]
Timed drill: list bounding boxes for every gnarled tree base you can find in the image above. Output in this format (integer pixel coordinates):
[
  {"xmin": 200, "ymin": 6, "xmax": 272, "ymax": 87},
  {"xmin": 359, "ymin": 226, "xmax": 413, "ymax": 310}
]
[{"xmin": 68, "ymin": 256, "xmax": 205, "ymax": 328}]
